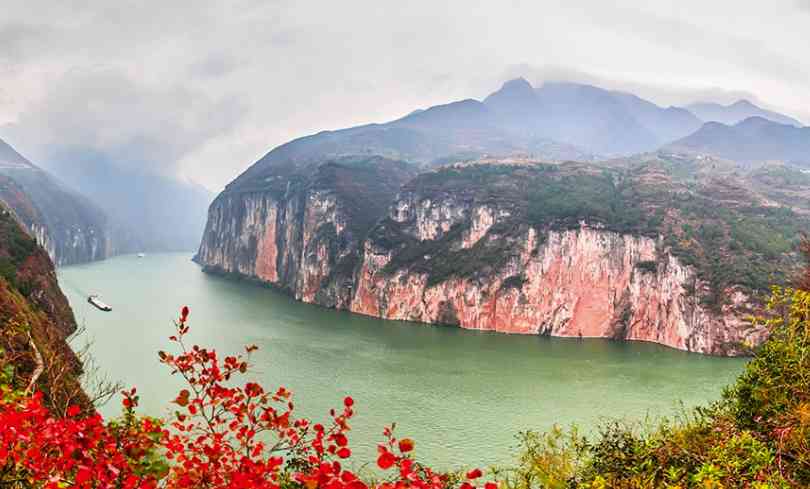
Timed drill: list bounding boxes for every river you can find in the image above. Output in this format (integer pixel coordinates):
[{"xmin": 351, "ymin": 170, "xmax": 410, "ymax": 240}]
[{"xmin": 58, "ymin": 252, "xmax": 746, "ymax": 470}]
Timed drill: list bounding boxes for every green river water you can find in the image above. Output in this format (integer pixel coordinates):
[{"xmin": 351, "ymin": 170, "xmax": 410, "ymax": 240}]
[{"xmin": 58, "ymin": 252, "xmax": 747, "ymax": 470}]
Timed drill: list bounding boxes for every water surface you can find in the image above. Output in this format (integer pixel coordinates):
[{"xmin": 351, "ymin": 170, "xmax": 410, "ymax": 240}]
[{"xmin": 59, "ymin": 253, "xmax": 746, "ymax": 469}]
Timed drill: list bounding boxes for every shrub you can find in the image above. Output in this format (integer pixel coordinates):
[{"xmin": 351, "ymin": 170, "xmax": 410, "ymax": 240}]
[{"xmin": 499, "ymin": 286, "xmax": 810, "ymax": 488}]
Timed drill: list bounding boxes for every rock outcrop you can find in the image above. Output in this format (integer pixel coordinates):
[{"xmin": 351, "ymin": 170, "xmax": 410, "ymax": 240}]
[{"xmin": 196, "ymin": 156, "xmax": 418, "ymax": 308}]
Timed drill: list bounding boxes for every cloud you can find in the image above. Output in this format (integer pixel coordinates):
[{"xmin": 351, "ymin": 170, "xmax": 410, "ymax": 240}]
[
  {"xmin": 0, "ymin": 22, "xmax": 53, "ymax": 67},
  {"xmin": 5, "ymin": 68, "xmax": 247, "ymax": 178},
  {"xmin": 566, "ymin": 3, "xmax": 810, "ymax": 88},
  {"xmin": 1, "ymin": 0, "xmax": 808, "ymax": 190},
  {"xmin": 188, "ymin": 52, "xmax": 241, "ymax": 79}
]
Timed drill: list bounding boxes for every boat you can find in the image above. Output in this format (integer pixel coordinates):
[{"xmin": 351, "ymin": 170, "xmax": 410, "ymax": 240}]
[
  {"xmin": 137, "ymin": 253, "xmax": 146, "ymax": 258},
  {"xmin": 88, "ymin": 295, "xmax": 112, "ymax": 311}
]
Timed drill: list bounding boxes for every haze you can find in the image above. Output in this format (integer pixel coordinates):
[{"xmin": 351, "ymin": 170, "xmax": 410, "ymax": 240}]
[{"xmin": 1, "ymin": 0, "xmax": 809, "ymax": 191}]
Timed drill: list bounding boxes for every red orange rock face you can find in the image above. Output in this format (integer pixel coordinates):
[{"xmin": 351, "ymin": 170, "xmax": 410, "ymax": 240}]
[
  {"xmin": 255, "ymin": 205, "xmax": 279, "ymax": 283},
  {"xmin": 199, "ymin": 192, "xmax": 766, "ymax": 357},
  {"xmin": 349, "ymin": 225, "xmax": 765, "ymax": 356}
]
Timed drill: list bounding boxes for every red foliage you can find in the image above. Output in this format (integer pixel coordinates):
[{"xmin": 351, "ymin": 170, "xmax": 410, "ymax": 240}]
[
  {"xmin": 0, "ymin": 307, "xmax": 494, "ymax": 489},
  {"xmin": 0, "ymin": 389, "xmax": 162, "ymax": 488}
]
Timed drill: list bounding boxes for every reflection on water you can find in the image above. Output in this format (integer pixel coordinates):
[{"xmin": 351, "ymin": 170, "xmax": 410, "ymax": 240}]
[{"xmin": 59, "ymin": 253, "xmax": 747, "ymax": 469}]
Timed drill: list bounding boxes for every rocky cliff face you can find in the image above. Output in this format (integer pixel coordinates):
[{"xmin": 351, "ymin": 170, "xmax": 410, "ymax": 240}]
[
  {"xmin": 0, "ymin": 138, "xmax": 113, "ymax": 266},
  {"xmin": 199, "ymin": 158, "xmax": 803, "ymax": 356},
  {"xmin": 196, "ymin": 156, "xmax": 417, "ymax": 308},
  {"xmin": 353, "ymin": 215, "xmax": 762, "ymax": 356},
  {"xmin": 0, "ymin": 205, "xmax": 89, "ymax": 412}
]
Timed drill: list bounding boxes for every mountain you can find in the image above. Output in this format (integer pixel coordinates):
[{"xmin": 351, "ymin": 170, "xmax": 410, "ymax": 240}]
[
  {"xmin": 196, "ymin": 80, "xmax": 810, "ymax": 356},
  {"xmin": 686, "ymin": 100, "xmax": 804, "ymax": 127},
  {"xmin": 0, "ymin": 137, "xmax": 113, "ymax": 265},
  {"xmin": 667, "ymin": 117, "xmax": 810, "ymax": 165},
  {"xmin": 0, "ymin": 204, "xmax": 89, "ymax": 410},
  {"xmin": 39, "ymin": 152, "xmax": 214, "ymax": 254},
  {"xmin": 228, "ymin": 78, "xmax": 710, "ymax": 196},
  {"xmin": 482, "ymin": 79, "xmax": 703, "ymax": 154},
  {"xmin": 198, "ymin": 152, "xmax": 808, "ymax": 355}
]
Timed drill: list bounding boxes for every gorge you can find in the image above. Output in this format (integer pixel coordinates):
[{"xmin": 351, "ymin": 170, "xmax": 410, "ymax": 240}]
[
  {"xmin": 194, "ymin": 79, "xmax": 810, "ymax": 357},
  {"xmin": 60, "ymin": 252, "xmax": 747, "ymax": 468},
  {"xmin": 197, "ymin": 154, "xmax": 804, "ymax": 356}
]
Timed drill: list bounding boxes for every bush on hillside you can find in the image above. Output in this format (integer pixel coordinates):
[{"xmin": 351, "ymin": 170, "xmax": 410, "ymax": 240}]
[{"xmin": 498, "ymin": 286, "xmax": 810, "ymax": 488}]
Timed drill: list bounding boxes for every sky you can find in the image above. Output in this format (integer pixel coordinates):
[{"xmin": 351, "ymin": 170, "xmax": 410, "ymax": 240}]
[{"xmin": 1, "ymin": 0, "xmax": 809, "ymax": 191}]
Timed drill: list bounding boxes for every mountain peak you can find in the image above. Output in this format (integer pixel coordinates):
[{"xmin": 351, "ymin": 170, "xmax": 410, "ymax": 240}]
[
  {"xmin": 484, "ymin": 78, "xmax": 536, "ymax": 103},
  {"xmin": 735, "ymin": 115, "xmax": 779, "ymax": 129},
  {"xmin": 501, "ymin": 77, "xmax": 534, "ymax": 92},
  {"xmin": 731, "ymin": 99, "xmax": 756, "ymax": 109},
  {"xmin": 687, "ymin": 99, "xmax": 803, "ymax": 128}
]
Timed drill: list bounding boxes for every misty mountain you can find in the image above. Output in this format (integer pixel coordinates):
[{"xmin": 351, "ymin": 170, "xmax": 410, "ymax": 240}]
[
  {"xmin": 667, "ymin": 117, "xmax": 810, "ymax": 165},
  {"xmin": 39, "ymin": 152, "xmax": 213, "ymax": 253},
  {"xmin": 485, "ymin": 80, "xmax": 703, "ymax": 154},
  {"xmin": 686, "ymin": 100, "xmax": 804, "ymax": 127},
  {"xmin": 0, "ymin": 137, "xmax": 113, "ymax": 265},
  {"xmin": 229, "ymin": 79, "xmax": 713, "ymax": 191}
]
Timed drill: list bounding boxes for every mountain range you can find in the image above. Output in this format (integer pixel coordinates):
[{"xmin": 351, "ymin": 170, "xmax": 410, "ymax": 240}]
[
  {"xmin": 38, "ymin": 152, "xmax": 214, "ymax": 254},
  {"xmin": 669, "ymin": 117, "xmax": 810, "ymax": 165},
  {"xmin": 1, "ymin": 77, "xmax": 805, "ymax": 270},
  {"xmin": 227, "ymin": 79, "xmax": 805, "ymax": 194},
  {"xmin": 197, "ymin": 77, "xmax": 809, "ymax": 356},
  {"xmin": 0, "ymin": 137, "xmax": 113, "ymax": 265},
  {"xmin": 686, "ymin": 100, "xmax": 804, "ymax": 127}
]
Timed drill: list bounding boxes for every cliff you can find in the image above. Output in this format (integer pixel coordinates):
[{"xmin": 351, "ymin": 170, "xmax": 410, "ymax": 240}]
[
  {"xmin": 0, "ymin": 205, "xmax": 89, "ymax": 413},
  {"xmin": 350, "ymin": 161, "xmax": 786, "ymax": 355},
  {"xmin": 0, "ymin": 137, "xmax": 113, "ymax": 265},
  {"xmin": 199, "ymin": 156, "xmax": 806, "ymax": 356},
  {"xmin": 196, "ymin": 156, "xmax": 418, "ymax": 308}
]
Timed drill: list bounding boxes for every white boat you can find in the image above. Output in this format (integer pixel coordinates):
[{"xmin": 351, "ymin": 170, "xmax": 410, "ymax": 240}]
[
  {"xmin": 88, "ymin": 295, "xmax": 112, "ymax": 311},
  {"xmin": 137, "ymin": 253, "xmax": 146, "ymax": 258}
]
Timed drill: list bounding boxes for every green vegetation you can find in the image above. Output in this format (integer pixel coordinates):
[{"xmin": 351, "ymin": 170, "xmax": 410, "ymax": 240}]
[
  {"xmin": 375, "ymin": 161, "xmax": 810, "ymax": 308},
  {"xmin": 635, "ymin": 261, "xmax": 658, "ymax": 274},
  {"xmin": 0, "ymin": 209, "xmax": 36, "ymax": 292},
  {"xmin": 497, "ymin": 286, "xmax": 810, "ymax": 488},
  {"xmin": 378, "ymin": 220, "xmax": 522, "ymax": 287}
]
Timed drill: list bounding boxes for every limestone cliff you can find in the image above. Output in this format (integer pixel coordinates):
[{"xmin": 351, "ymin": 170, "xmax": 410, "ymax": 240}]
[
  {"xmin": 196, "ymin": 156, "xmax": 417, "ymax": 308},
  {"xmin": 198, "ymin": 159, "xmax": 804, "ymax": 356},
  {"xmin": 0, "ymin": 138, "xmax": 113, "ymax": 265},
  {"xmin": 352, "ymin": 222, "xmax": 762, "ymax": 356}
]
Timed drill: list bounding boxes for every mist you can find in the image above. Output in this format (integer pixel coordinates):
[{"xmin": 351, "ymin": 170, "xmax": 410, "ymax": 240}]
[{"xmin": 0, "ymin": 0, "xmax": 807, "ymax": 195}]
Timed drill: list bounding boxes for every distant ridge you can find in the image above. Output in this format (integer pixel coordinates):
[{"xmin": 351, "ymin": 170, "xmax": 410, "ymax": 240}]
[
  {"xmin": 667, "ymin": 116, "xmax": 810, "ymax": 165},
  {"xmin": 686, "ymin": 100, "xmax": 803, "ymax": 127},
  {"xmin": 229, "ymin": 78, "xmax": 720, "ymax": 192}
]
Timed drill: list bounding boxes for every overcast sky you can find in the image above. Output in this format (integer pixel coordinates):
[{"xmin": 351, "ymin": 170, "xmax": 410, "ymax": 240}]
[{"xmin": 1, "ymin": 0, "xmax": 809, "ymax": 190}]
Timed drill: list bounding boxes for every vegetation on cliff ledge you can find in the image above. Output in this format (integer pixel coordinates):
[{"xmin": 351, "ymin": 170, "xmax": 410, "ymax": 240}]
[{"xmin": 373, "ymin": 160, "xmax": 808, "ymax": 308}]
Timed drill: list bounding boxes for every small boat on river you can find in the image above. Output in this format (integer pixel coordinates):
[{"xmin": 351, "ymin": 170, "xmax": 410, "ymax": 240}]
[{"xmin": 88, "ymin": 295, "xmax": 112, "ymax": 311}]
